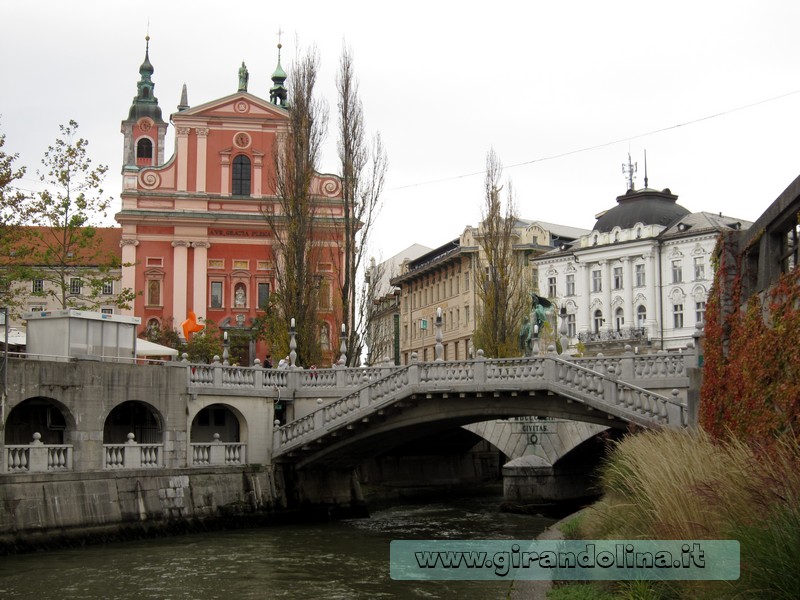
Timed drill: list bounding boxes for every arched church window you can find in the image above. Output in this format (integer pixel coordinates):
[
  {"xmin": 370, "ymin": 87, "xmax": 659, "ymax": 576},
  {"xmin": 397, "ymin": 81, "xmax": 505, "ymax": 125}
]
[
  {"xmin": 137, "ymin": 138, "xmax": 153, "ymax": 160},
  {"xmin": 232, "ymin": 155, "xmax": 251, "ymax": 196}
]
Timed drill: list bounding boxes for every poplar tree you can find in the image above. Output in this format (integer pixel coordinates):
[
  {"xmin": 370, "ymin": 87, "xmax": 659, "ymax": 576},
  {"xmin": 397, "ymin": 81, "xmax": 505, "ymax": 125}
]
[
  {"xmin": 264, "ymin": 48, "xmax": 328, "ymax": 367},
  {"xmin": 334, "ymin": 45, "xmax": 387, "ymax": 365},
  {"xmin": 472, "ymin": 149, "xmax": 528, "ymax": 357}
]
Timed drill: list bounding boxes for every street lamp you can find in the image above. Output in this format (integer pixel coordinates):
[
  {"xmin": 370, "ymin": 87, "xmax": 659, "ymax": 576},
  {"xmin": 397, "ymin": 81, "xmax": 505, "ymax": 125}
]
[{"xmin": 0, "ymin": 306, "xmax": 7, "ymax": 426}]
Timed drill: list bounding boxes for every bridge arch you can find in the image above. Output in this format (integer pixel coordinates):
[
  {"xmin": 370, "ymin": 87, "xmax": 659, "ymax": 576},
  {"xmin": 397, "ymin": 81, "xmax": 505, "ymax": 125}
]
[
  {"xmin": 4, "ymin": 396, "xmax": 76, "ymax": 445},
  {"xmin": 283, "ymin": 391, "xmax": 632, "ymax": 470},
  {"xmin": 103, "ymin": 400, "xmax": 164, "ymax": 444}
]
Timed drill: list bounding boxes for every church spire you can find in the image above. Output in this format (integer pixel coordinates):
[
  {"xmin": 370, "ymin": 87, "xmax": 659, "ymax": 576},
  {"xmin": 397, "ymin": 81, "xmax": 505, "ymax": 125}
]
[
  {"xmin": 269, "ymin": 32, "xmax": 288, "ymax": 108},
  {"xmin": 127, "ymin": 35, "xmax": 164, "ymax": 123}
]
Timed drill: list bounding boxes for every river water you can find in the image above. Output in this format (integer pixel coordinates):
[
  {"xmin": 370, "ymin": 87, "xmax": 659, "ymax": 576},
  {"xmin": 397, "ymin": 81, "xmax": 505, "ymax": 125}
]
[{"xmin": 0, "ymin": 494, "xmax": 556, "ymax": 599}]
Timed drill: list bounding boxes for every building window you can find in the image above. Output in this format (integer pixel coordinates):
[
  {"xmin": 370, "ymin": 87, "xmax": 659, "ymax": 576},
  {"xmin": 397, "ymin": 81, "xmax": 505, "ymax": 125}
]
[
  {"xmin": 318, "ymin": 279, "xmax": 332, "ymax": 310},
  {"xmin": 695, "ymin": 301, "xmax": 706, "ymax": 324},
  {"xmin": 547, "ymin": 276, "xmax": 557, "ymax": 298},
  {"xmin": 567, "ymin": 313, "xmax": 576, "ymax": 338},
  {"xmin": 671, "ymin": 260, "xmax": 683, "ymax": 283},
  {"xmin": 592, "ymin": 270, "xmax": 602, "ymax": 293},
  {"xmin": 615, "ymin": 307, "xmax": 624, "ymax": 331},
  {"xmin": 613, "ymin": 266, "xmax": 623, "ymax": 290},
  {"xmin": 147, "ymin": 279, "xmax": 161, "ymax": 307},
  {"xmin": 635, "ymin": 263, "xmax": 646, "ymax": 287},
  {"xmin": 465, "ymin": 305, "xmax": 470, "ymax": 325},
  {"xmin": 593, "ymin": 309, "xmax": 604, "ymax": 333},
  {"xmin": 102, "ymin": 281, "xmax": 114, "ymax": 295},
  {"xmin": 257, "ymin": 282, "xmax": 270, "ymax": 310},
  {"xmin": 136, "ymin": 138, "xmax": 153, "ymax": 161},
  {"xmin": 637, "ymin": 305, "xmax": 647, "ymax": 328},
  {"xmin": 694, "ymin": 257, "xmax": 705, "ymax": 280},
  {"xmin": 32, "ymin": 279, "xmax": 43, "ymax": 293},
  {"xmin": 673, "ymin": 304, "xmax": 684, "ymax": 329},
  {"xmin": 566, "ymin": 274, "xmax": 575, "ymax": 296},
  {"xmin": 232, "ymin": 155, "xmax": 251, "ymax": 196},
  {"xmin": 464, "ymin": 272, "xmax": 469, "ymax": 291},
  {"xmin": 69, "ymin": 278, "xmax": 82, "ymax": 295},
  {"xmin": 210, "ymin": 281, "xmax": 223, "ymax": 309}
]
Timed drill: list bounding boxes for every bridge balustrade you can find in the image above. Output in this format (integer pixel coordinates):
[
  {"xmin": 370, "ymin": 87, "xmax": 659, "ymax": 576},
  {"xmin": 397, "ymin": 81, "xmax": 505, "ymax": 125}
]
[
  {"xmin": 103, "ymin": 434, "xmax": 164, "ymax": 469},
  {"xmin": 3, "ymin": 433, "xmax": 73, "ymax": 474},
  {"xmin": 190, "ymin": 436, "xmax": 247, "ymax": 466}
]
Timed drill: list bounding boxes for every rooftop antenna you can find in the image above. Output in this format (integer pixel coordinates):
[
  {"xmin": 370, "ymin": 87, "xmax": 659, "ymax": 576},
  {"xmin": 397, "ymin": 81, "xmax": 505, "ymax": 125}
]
[
  {"xmin": 622, "ymin": 152, "xmax": 637, "ymax": 191},
  {"xmin": 643, "ymin": 149, "xmax": 649, "ymax": 188}
]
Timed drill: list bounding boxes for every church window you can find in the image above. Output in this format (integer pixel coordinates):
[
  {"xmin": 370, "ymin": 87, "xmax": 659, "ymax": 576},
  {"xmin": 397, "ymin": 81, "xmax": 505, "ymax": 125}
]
[
  {"xmin": 210, "ymin": 281, "xmax": 223, "ymax": 309},
  {"xmin": 232, "ymin": 155, "xmax": 251, "ymax": 196},
  {"xmin": 136, "ymin": 138, "xmax": 153, "ymax": 160}
]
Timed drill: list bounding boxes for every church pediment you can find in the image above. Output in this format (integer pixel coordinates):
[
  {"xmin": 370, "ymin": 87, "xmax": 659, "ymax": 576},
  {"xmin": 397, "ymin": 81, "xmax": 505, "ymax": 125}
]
[{"xmin": 172, "ymin": 92, "xmax": 289, "ymax": 122}]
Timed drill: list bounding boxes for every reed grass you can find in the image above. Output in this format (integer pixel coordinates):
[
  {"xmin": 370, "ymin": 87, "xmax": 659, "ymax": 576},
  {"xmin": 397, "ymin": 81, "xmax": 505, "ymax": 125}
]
[{"xmin": 572, "ymin": 428, "xmax": 800, "ymax": 599}]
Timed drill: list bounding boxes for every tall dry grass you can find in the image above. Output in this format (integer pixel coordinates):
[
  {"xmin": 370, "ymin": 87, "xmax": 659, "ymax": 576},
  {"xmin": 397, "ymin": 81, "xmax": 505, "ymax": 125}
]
[{"xmin": 578, "ymin": 428, "xmax": 800, "ymax": 599}]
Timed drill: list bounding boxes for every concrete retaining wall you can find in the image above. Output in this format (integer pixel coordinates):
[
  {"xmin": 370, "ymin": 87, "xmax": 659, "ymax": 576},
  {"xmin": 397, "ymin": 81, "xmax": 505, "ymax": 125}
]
[{"xmin": 0, "ymin": 467, "xmax": 285, "ymax": 553}]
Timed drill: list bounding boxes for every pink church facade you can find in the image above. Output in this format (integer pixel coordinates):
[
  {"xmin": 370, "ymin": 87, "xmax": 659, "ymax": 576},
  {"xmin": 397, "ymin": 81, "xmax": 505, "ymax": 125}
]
[{"xmin": 116, "ymin": 40, "xmax": 345, "ymax": 363}]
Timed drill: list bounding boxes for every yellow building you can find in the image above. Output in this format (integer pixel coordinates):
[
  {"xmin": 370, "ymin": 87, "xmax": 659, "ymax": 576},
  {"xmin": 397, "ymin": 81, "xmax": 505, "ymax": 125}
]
[{"xmin": 391, "ymin": 220, "xmax": 588, "ymax": 364}]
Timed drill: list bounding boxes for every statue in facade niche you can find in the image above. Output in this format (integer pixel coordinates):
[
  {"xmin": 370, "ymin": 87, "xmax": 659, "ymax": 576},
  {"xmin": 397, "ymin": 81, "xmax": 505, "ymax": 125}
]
[{"xmin": 238, "ymin": 61, "xmax": 249, "ymax": 92}]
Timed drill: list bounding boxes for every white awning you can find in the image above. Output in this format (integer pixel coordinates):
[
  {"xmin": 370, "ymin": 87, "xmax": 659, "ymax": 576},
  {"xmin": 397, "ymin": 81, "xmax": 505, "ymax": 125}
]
[
  {"xmin": 0, "ymin": 328, "xmax": 27, "ymax": 346},
  {"xmin": 135, "ymin": 338, "xmax": 180, "ymax": 357}
]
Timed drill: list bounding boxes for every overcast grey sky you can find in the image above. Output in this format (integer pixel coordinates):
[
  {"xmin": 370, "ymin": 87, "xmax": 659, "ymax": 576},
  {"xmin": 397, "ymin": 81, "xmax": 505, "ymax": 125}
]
[{"xmin": 3, "ymin": 1, "xmax": 800, "ymax": 259}]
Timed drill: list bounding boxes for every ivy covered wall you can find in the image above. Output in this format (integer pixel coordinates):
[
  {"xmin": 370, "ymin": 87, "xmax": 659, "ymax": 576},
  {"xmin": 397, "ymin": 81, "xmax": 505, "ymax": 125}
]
[{"xmin": 701, "ymin": 230, "xmax": 800, "ymax": 449}]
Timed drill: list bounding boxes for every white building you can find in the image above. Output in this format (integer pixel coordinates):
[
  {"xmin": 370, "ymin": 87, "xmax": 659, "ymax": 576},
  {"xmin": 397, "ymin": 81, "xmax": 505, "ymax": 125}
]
[{"xmin": 532, "ymin": 185, "xmax": 750, "ymax": 351}]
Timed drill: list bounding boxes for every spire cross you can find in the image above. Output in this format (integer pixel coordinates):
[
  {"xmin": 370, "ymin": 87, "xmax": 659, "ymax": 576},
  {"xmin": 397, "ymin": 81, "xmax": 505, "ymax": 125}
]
[
  {"xmin": 622, "ymin": 152, "xmax": 638, "ymax": 191},
  {"xmin": 276, "ymin": 26, "xmax": 283, "ymax": 46}
]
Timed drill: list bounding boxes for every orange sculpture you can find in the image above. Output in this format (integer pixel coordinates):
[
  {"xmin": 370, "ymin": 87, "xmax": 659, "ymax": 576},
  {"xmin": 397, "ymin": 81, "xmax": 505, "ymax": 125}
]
[{"xmin": 181, "ymin": 310, "xmax": 205, "ymax": 341}]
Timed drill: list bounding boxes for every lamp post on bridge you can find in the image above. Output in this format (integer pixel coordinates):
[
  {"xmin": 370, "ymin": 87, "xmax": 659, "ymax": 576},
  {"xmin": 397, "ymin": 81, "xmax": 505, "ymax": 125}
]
[
  {"xmin": 289, "ymin": 318, "xmax": 297, "ymax": 368},
  {"xmin": 339, "ymin": 323, "xmax": 347, "ymax": 366}
]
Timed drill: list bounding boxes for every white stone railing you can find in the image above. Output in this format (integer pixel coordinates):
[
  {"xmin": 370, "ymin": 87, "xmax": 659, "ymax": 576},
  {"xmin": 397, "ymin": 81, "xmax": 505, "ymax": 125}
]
[
  {"xmin": 103, "ymin": 434, "xmax": 164, "ymax": 469},
  {"xmin": 551, "ymin": 358, "xmax": 687, "ymax": 427},
  {"xmin": 3, "ymin": 433, "xmax": 73, "ymax": 474},
  {"xmin": 187, "ymin": 346, "xmax": 694, "ymax": 398},
  {"xmin": 190, "ymin": 434, "xmax": 246, "ymax": 466},
  {"xmin": 274, "ymin": 352, "xmax": 690, "ymax": 457}
]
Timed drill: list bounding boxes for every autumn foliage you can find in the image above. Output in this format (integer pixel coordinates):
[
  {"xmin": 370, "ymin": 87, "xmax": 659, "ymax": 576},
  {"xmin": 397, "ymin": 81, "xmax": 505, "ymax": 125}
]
[{"xmin": 700, "ymin": 233, "xmax": 800, "ymax": 449}]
